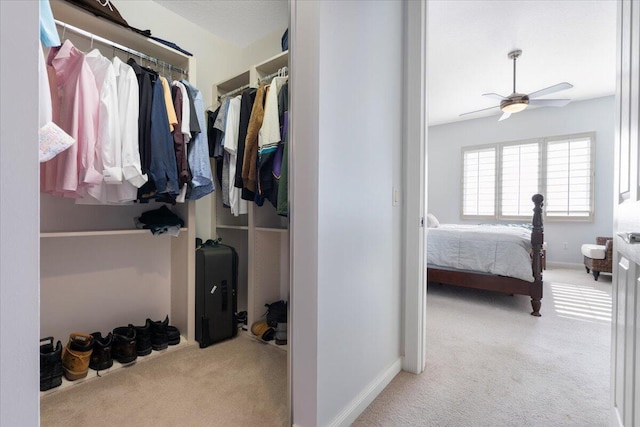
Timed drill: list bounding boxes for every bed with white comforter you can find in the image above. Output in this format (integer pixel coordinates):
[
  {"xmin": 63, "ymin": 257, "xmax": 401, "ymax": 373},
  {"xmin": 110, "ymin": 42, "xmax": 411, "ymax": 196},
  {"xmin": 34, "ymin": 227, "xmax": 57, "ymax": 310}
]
[{"xmin": 427, "ymin": 224, "xmax": 534, "ymax": 283}]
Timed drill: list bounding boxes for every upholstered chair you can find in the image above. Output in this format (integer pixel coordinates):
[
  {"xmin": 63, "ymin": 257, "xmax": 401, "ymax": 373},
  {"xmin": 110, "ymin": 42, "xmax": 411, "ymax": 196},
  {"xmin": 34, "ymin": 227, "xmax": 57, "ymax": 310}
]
[{"xmin": 581, "ymin": 237, "xmax": 613, "ymax": 281}]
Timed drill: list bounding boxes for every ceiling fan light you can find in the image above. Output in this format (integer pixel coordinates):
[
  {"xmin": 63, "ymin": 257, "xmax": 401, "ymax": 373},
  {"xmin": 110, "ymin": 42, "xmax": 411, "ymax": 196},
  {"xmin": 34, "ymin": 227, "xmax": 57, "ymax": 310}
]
[{"xmin": 502, "ymin": 102, "xmax": 528, "ymax": 113}]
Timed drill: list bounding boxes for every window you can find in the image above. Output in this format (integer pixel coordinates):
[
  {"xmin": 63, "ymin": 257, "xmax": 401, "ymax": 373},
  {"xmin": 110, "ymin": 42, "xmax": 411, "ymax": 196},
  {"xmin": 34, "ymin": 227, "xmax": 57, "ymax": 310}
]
[
  {"xmin": 463, "ymin": 147, "xmax": 496, "ymax": 216},
  {"xmin": 461, "ymin": 133, "xmax": 594, "ymax": 220},
  {"xmin": 501, "ymin": 142, "xmax": 540, "ymax": 217},
  {"xmin": 545, "ymin": 135, "xmax": 593, "ymax": 218}
]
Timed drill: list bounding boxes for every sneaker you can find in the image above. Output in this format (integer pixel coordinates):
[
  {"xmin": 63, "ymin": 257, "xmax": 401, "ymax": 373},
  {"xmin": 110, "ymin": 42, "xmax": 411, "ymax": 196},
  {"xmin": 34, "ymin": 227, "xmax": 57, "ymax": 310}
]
[
  {"xmin": 112, "ymin": 326, "xmax": 137, "ymax": 364},
  {"xmin": 166, "ymin": 325, "xmax": 181, "ymax": 346},
  {"xmin": 40, "ymin": 337, "xmax": 63, "ymax": 391},
  {"xmin": 89, "ymin": 332, "xmax": 113, "ymax": 371},
  {"xmin": 236, "ymin": 311, "xmax": 247, "ymax": 325},
  {"xmin": 130, "ymin": 320, "xmax": 152, "ymax": 356},
  {"xmin": 61, "ymin": 333, "xmax": 94, "ymax": 381},
  {"xmin": 275, "ymin": 322, "xmax": 288, "ymax": 345},
  {"xmin": 149, "ymin": 315, "xmax": 169, "ymax": 351}
]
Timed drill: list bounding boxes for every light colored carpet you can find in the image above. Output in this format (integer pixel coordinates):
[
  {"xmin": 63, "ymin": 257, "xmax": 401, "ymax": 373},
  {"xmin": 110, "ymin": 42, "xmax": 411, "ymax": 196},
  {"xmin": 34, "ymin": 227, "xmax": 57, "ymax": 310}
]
[
  {"xmin": 354, "ymin": 266, "xmax": 612, "ymax": 427},
  {"xmin": 40, "ymin": 334, "xmax": 288, "ymax": 427}
]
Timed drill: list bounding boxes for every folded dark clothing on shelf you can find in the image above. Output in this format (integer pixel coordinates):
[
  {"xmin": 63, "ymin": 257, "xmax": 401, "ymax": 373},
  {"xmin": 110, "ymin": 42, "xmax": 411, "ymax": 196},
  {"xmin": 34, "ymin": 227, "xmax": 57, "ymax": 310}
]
[
  {"xmin": 137, "ymin": 205, "xmax": 184, "ymax": 228},
  {"xmin": 150, "ymin": 36, "xmax": 193, "ymax": 56}
]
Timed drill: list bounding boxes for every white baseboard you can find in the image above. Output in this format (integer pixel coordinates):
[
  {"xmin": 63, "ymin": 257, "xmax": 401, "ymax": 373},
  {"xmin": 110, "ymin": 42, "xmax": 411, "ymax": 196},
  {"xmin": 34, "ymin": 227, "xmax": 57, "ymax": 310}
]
[
  {"xmin": 328, "ymin": 357, "xmax": 402, "ymax": 427},
  {"xmin": 546, "ymin": 261, "xmax": 583, "ymax": 269}
]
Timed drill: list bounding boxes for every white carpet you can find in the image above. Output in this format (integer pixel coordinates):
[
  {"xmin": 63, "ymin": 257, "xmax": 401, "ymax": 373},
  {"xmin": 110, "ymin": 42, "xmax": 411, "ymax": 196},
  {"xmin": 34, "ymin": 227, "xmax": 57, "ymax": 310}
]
[
  {"xmin": 40, "ymin": 334, "xmax": 288, "ymax": 426},
  {"xmin": 354, "ymin": 266, "xmax": 612, "ymax": 427}
]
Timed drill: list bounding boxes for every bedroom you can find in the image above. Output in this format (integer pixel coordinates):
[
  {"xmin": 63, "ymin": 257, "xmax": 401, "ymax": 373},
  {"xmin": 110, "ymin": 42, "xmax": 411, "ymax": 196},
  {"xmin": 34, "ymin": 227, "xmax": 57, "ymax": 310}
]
[
  {"xmin": 360, "ymin": 1, "xmax": 618, "ymax": 425},
  {"xmin": 426, "ymin": 0, "xmax": 616, "ymax": 270}
]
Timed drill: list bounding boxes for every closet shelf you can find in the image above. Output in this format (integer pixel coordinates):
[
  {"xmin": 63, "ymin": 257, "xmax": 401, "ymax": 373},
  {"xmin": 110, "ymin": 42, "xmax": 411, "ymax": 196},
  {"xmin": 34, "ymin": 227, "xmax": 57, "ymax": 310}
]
[
  {"xmin": 255, "ymin": 50, "xmax": 289, "ymax": 74},
  {"xmin": 245, "ymin": 331, "xmax": 288, "ymax": 352},
  {"xmin": 255, "ymin": 227, "xmax": 289, "ymax": 233},
  {"xmin": 40, "ymin": 228, "xmax": 188, "ymax": 238},
  {"xmin": 216, "ymin": 225, "xmax": 249, "ymax": 231},
  {"xmin": 40, "ymin": 337, "xmax": 190, "ymax": 398}
]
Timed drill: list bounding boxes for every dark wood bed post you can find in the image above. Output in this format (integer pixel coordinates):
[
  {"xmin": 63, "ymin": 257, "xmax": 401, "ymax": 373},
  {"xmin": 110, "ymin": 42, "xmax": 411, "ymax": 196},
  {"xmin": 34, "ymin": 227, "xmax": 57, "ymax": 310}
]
[{"xmin": 530, "ymin": 194, "xmax": 544, "ymax": 316}]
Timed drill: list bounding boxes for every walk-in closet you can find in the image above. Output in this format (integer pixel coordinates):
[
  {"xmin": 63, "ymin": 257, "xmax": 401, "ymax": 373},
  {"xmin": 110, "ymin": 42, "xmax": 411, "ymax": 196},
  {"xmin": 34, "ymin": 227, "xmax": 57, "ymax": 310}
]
[{"xmin": 38, "ymin": 0, "xmax": 290, "ymax": 424}]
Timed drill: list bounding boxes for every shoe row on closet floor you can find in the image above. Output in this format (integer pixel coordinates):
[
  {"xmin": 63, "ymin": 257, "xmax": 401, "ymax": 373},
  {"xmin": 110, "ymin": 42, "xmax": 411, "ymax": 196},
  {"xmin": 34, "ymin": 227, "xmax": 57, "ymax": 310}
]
[{"xmin": 40, "ymin": 315, "xmax": 181, "ymax": 392}]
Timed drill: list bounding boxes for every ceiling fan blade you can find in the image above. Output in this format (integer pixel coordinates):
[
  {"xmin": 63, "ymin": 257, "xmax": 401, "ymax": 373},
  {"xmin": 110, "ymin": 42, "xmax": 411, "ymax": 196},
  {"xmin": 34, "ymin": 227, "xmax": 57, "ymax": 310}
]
[
  {"xmin": 498, "ymin": 112, "xmax": 511, "ymax": 121},
  {"xmin": 528, "ymin": 98, "xmax": 571, "ymax": 107},
  {"xmin": 527, "ymin": 82, "xmax": 573, "ymax": 99},
  {"xmin": 459, "ymin": 105, "xmax": 499, "ymax": 117},
  {"xmin": 482, "ymin": 93, "xmax": 508, "ymax": 101}
]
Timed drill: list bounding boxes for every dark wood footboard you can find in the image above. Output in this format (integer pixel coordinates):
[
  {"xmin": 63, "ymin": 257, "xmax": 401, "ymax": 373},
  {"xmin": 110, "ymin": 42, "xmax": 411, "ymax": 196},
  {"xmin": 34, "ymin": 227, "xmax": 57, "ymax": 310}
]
[{"xmin": 427, "ymin": 194, "xmax": 544, "ymax": 316}]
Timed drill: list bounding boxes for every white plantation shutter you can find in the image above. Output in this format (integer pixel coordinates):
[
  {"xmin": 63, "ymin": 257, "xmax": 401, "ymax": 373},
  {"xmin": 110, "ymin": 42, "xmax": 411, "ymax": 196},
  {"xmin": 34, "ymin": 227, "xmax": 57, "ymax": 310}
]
[
  {"xmin": 460, "ymin": 133, "xmax": 594, "ymax": 220},
  {"xmin": 500, "ymin": 142, "xmax": 540, "ymax": 217},
  {"xmin": 463, "ymin": 147, "xmax": 495, "ymax": 216},
  {"xmin": 545, "ymin": 136, "xmax": 593, "ymax": 218}
]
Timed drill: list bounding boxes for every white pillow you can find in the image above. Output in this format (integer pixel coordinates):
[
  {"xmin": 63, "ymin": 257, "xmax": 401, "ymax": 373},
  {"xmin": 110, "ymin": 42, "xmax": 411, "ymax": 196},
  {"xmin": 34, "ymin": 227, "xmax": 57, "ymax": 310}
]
[{"xmin": 426, "ymin": 213, "xmax": 439, "ymax": 228}]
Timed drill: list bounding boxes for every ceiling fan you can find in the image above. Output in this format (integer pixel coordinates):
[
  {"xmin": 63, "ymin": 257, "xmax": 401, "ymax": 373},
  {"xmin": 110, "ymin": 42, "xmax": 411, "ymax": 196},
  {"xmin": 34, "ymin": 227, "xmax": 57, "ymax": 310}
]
[{"xmin": 461, "ymin": 49, "xmax": 573, "ymax": 121}]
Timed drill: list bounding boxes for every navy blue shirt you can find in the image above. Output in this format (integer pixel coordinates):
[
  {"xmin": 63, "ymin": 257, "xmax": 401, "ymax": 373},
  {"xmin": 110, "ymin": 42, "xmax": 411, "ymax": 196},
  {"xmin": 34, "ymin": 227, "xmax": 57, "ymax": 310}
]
[{"xmin": 149, "ymin": 81, "xmax": 179, "ymax": 196}]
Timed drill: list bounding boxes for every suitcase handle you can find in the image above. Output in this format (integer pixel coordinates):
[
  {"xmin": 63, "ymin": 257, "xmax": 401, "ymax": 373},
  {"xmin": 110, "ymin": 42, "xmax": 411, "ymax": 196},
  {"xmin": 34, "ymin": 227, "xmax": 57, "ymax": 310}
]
[{"xmin": 221, "ymin": 280, "xmax": 228, "ymax": 312}]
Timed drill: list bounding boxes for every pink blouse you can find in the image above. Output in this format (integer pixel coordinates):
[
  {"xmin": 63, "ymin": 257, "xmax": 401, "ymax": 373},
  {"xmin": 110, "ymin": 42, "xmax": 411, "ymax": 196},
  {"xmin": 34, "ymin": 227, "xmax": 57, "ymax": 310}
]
[{"xmin": 42, "ymin": 40, "xmax": 100, "ymax": 197}]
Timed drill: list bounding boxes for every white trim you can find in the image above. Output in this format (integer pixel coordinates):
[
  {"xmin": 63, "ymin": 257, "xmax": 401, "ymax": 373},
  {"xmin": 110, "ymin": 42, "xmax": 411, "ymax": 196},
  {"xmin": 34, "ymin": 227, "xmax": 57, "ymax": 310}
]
[
  {"xmin": 611, "ymin": 408, "xmax": 624, "ymax": 427},
  {"xmin": 546, "ymin": 261, "xmax": 584, "ymax": 269},
  {"xmin": 328, "ymin": 358, "xmax": 403, "ymax": 427},
  {"xmin": 289, "ymin": 1, "xmax": 320, "ymax": 426},
  {"xmin": 402, "ymin": 0, "xmax": 427, "ymax": 374}
]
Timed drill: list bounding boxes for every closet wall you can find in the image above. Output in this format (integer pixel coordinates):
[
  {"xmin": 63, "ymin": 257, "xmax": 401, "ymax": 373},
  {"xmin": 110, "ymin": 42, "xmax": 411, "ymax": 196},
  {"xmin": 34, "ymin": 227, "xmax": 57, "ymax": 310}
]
[{"xmin": 1, "ymin": 1, "xmax": 40, "ymax": 425}]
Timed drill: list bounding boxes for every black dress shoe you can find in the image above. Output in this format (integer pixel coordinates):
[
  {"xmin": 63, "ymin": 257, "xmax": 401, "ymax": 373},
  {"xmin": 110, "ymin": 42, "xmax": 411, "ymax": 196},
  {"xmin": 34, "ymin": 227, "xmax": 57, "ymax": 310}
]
[
  {"xmin": 112, "ymin": 326, "xmax": 137, "ymax": 364},
  {"xmin": 89, "ymin": 332, "xmax": 113, "ymax": 371},
  {"xmin": 40, "ymin": 337, "xmax": 63, "ymax": 391}
]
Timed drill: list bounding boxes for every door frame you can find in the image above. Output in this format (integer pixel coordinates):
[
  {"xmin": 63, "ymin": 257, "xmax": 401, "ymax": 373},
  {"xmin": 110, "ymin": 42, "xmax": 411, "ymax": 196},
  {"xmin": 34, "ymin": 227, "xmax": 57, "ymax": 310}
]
[
  {"xmin": 402, "ymin": 0, "xmax": 428, "ymax": 374},
  {"xmin": 610, "ymin": 1, "xmax": 639, "ymax": 425}
]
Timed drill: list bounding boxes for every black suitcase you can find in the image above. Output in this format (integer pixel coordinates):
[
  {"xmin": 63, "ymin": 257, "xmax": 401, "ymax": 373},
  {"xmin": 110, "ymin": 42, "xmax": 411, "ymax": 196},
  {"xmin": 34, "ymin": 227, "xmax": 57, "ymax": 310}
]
[{"xmin": 195, "ymin": 242, "xmax": 238, "ymax": 348}]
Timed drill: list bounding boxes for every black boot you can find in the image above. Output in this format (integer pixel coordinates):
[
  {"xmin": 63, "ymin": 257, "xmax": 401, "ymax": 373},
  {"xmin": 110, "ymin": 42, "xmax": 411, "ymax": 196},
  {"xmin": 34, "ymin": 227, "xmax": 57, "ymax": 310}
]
[
  {"xmin": 130, "ymin": 319, "xmax": 153, "ymax": 356},
  {"xmin": 40, "ymin": 337, "xmax": 63, "ymax": 391},
  {"xmin": 166, "ymin": 325, "xmax": 181, "ymax": 346},
  {"xmin": 112, "ymin": 326, "xmax": 137, "ymax": 364},
  {"xmin": 149, "ymin": 315, "xmax": 169, "ymax": 351},
  {"xmin": 89, "ymin": 332, "xmax": 114, "ymax": 371}
]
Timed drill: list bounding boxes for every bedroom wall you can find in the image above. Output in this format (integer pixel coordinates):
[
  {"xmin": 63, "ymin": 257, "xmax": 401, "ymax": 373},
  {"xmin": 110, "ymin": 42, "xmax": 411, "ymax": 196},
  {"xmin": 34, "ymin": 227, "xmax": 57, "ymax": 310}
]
[{"xmin": 428, "ymin": 96, "xmax": 615, "ymax": 265}]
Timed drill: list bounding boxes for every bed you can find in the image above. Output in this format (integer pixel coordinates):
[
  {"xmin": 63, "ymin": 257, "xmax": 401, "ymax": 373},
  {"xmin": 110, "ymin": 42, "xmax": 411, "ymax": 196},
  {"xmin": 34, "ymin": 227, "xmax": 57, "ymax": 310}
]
[{"xmin": 427, "ymin": 194, "xmax": 544, "ymax": 316}]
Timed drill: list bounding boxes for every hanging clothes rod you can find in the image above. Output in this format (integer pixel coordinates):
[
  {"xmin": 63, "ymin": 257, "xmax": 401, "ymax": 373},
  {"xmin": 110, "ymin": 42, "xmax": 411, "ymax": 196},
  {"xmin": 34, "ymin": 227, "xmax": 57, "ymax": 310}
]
[
  {"xmin": 259, "ymin": 67, "xmax": 288, "ymax": 83},
  {"xmin": 54, "ymin": 19, "xmax": 188, "ymax": 77},
  {"xmin": 219, "ymin": 83, "xmax": 251, "ymax": 99}
]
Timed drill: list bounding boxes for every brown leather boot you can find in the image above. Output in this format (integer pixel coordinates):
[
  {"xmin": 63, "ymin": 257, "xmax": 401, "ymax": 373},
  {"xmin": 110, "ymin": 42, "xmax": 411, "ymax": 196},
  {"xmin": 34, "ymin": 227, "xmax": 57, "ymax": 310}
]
[{"xmin": 61, "ymin": 332, "xmax": 94, "ymax": 380}]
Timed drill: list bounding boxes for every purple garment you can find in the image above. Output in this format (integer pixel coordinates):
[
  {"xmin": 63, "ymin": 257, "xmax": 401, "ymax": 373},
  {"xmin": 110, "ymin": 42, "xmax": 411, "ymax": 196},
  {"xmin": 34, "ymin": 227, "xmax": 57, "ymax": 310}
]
[{"xmin": 272, "ymin": 112, "xmax": 288, "ymax": 178}]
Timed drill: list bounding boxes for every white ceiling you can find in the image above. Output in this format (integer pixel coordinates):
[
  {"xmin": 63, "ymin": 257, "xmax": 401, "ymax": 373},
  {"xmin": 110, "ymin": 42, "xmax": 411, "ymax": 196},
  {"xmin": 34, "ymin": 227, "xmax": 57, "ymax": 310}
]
[
  {"xmin": 152, "ymin": 0, "xmax": 288, "ymax": 48},
  {"xmin": 428, "ymin": 0, "xmax": 617, "ymax": 126},
  {"xmin": 151, "ymin": 1, "xmax": 616, "ymax": 126}
]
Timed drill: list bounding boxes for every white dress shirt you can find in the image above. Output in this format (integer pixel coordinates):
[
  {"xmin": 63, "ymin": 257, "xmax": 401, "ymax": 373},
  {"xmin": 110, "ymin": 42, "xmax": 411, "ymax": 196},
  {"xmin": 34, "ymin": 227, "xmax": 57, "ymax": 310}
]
[
  {"xmin": 113, "ymin": 56, "xmax": 147, "ymax": 202},
  {"xmin": 224, "ymin": 95, "xmax": 247, "ymax": 216}
]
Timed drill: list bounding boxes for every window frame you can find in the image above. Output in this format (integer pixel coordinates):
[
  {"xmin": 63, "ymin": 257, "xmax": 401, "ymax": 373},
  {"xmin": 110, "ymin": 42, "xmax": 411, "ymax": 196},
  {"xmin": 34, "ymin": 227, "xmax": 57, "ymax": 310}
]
[{"xmin": 460, "ymin": 132, "xmax": 596, "ymax": 222}]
